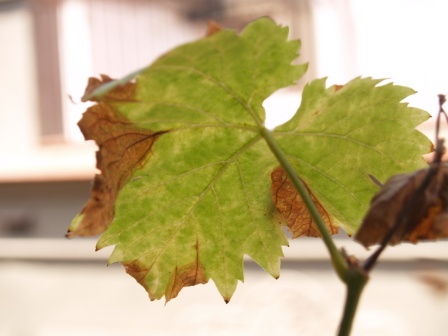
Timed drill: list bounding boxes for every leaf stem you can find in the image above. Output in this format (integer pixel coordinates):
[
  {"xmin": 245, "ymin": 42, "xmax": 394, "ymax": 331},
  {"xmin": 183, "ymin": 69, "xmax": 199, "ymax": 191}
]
[
  {"xmin": 337, "ymin": 263, "xmax": 368, "ymax": 336},
  {"xmin": 260, "ymin": 127, "xmax": 347, "ymax": 281},
  {"xmin": 261, "ymin": 127, "xmax": 371, "ymax": 336}
]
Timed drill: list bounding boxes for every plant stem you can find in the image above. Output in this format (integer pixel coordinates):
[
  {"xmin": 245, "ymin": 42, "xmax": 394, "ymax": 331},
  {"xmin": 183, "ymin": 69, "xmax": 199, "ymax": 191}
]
[
  {"xmin": 260, "ymin": 127, "xmax": 347, "ymax": 281},
  {"xmin": 337, "ymin": 265, "xmax": 368, "ymax": 336},
  {"xmin": 261, "ymin": 126, "xmax": 370, "ymax": 335}
]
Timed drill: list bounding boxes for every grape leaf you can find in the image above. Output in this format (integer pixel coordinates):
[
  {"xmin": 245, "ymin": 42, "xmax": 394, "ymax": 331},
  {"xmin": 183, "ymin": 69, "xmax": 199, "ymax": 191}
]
[
  {"xmin": 273, "ymin": 78, "xmax": 432, "ymax": 234},
  {"xmin": 69, "ymin": 18, "xmax": 432, "ymax": 302},
  {"xmin": 71, "ymin": 18, "xmax": 307, "ymax": 302}
]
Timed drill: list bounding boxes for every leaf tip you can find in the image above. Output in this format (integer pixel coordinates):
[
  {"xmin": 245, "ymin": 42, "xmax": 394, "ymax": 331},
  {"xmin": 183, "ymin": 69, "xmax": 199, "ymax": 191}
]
[
  {"xmin": 165, "ymin": 263, "xmax": 208, "ymax": 302},
  {"xmin": 81, "ymin": 75, "xmax": 114, "ymax": 102},
  {"xmin": 81, "ymin": 73, "xmax": 138, "ymax": 102},
  {"xmin": 65, "ymin": 213, "xmax": 85, "ymax": 238},
  {"xmin": 205, "ymin": 20, "xmax": 222, "ymax": 37}
]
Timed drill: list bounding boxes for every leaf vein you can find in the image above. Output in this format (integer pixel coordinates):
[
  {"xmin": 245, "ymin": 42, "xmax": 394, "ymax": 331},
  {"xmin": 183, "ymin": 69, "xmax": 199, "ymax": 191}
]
[{"xmin": 286, "ymin": 154, "xmax": 363, "ymax": 207}]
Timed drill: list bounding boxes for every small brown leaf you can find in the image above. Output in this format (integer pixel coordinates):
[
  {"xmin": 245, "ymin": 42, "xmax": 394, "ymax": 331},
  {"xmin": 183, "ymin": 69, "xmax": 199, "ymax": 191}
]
[
  {"xmin": 355, "ymin": 164, "xmax": 448, "ymax": 247},
  {"xmin": 271, "ymin": 167, "xmax": 339, "ymax": 238},
  {"xmin": 67, "ymin": 77, "xmax": 166, "ymax": 237}
]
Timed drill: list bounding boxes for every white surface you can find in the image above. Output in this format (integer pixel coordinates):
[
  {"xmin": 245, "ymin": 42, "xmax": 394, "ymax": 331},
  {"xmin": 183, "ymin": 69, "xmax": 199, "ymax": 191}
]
[{"xmin": 0, "ymin": 238, "xmax": 447, "ymax": 335}]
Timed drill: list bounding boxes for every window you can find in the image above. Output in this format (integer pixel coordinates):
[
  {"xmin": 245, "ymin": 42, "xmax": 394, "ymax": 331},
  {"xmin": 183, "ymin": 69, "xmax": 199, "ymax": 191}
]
[
  {"xmin": 3, "ymin": 0, "xmax": 446, "ymax": 181},
  {"xmin": 0, "ymin": 0, "xmax": 316, "ymax": 181},
  {"xmin": 31, "ymin": 0, "xmax": 316, "ymax": 142}
]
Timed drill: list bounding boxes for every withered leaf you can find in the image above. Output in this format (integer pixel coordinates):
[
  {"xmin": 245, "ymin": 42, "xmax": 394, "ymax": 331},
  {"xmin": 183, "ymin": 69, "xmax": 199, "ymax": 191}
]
[
  {"xmin": 355, "ymin": 164, "xmax": 448, "ymax": 247},
  {"xmin": 271, "ymin": 166, "xmax": 339, "ymax": 238},
  {"xmin": 67, "ymin": 79, "xmax": 165, "ymax": 237}
]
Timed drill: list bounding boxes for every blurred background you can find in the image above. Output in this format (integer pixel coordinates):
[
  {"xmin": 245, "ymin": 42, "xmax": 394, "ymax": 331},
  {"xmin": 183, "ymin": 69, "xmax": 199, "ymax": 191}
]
[{"xmin": 0, "ymin": 0, "xmax": 447, "ymax": 335}]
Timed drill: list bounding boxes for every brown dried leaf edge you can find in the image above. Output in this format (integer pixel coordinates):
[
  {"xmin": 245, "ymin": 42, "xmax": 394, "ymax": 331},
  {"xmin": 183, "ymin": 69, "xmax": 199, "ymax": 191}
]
[{"xmin": 67, "ymin": 76, "xmax": 166, "ymax": 237}]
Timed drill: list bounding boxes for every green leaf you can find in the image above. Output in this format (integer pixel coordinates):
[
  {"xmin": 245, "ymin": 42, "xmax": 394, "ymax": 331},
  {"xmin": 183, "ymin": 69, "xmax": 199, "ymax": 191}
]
[
  {"xmin": 71, "ymin": 17, "xmax": 307, "ymax": 302},
  {"xmin": 273, "ymin": 78, "xmax": 432, "ymax": 234}
]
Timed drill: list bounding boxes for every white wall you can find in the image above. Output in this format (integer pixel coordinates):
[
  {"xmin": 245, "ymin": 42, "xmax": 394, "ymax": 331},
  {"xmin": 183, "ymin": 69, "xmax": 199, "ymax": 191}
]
[
  {"xmin": 312, "ymin": 0, "xmax": 448, "ymax": 118},
  {"xmin": 0, "ymin": 4, "xmax": 39, "ymax": 156}
]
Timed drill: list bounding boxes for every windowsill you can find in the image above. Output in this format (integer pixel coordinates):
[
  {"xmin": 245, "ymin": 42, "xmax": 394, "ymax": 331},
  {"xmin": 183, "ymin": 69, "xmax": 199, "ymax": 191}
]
[{"xmin": 0, "ymin": 141, "xmax": 97, "ymax": 183}]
